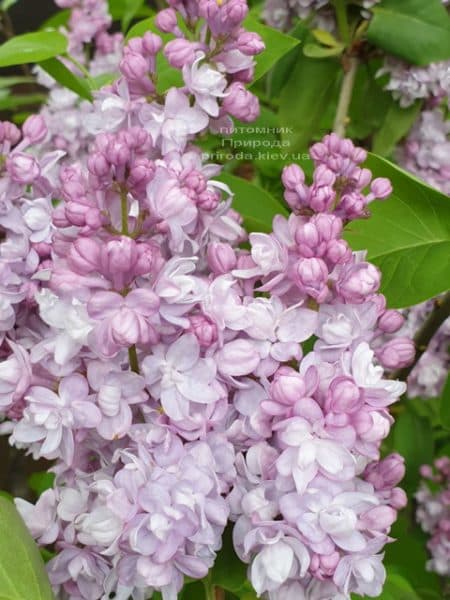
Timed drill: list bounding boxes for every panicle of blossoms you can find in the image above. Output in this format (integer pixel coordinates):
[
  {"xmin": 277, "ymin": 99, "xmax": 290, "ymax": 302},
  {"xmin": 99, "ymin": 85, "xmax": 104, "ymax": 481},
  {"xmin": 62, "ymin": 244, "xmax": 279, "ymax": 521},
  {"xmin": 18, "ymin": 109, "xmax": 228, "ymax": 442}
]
[
  {"xmin": 416, "ymin": 457, "xmax": 450, "ymax": 577},
  {"xmin": 221, "ymin": 135, "xmax": 411, "ymax": 598},
  {"xmin": 38, "ymin": 0, "xmax": 124, "ymax": 158},
  {"xmin": 398, "ymin": 107, "xmax": 450, "ymax": 197},
  {"xmin": 379, "ymin": 58, "xmax": 450, "ymax": 108}
]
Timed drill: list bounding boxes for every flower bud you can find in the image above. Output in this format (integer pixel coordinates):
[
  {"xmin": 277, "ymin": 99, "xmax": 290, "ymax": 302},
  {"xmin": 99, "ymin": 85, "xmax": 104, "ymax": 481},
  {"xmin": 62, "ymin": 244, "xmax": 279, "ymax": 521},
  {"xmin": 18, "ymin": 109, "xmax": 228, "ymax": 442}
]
[
  {"xmin": 69, "ymin": 238, "xmax": 101, "ymax": 274},
  {"xmin": 271, "ymin": 368, "xmax": 306, "ymax": 405},
  {"xmin": 376, "ymin": 337, "xmax": 415, "ymax": 370},
  {"xmin": 189, "ymin": 314, "xmax": 218, "ymax": 348},
  {"xmin": 107, "ymin": 141, "xmax": 130, "ymax": 166},
  {"xmin": 293, "ymin": 257, "xmax": 329, "ymax": 302},
  {"xmin": 222, "ymin": 83, "xmax": 259, "ymax": 122},
  {"xmin": 155, "ymin": 8, "xmax": 178, "ymax": 33},
  {"xmin": 236, "ymin": 31, "xmax": 265, "ymax": 56},
  {"xmin": 281, "ymin": 164, "xmax": 304, "ymax": 190},
  {"xmin": 326, "ymin": 377, "xmax": 362, "ymax": 413},
  {"xmin": 337, "ymin": 262, "xmax": 380, "ymax": 303},
  {"xmin": 22, "ymin": 115, "xmax": 47, "ymax": 144},
  {"xmin": 2, "ymin": 121, "xmax": 21, "ymax": 145},
  {"xmin": 365, "ymin": 453, "xmax": 405, "ymax": 489},
  {"xmin": 377, "ymin": 309, "xmax": 405, "ymax": 333},
  {"xmin": 164, "ymin": 39, "xmax": 198, "ymax": 68},
  {"xmin": 142, "ymin": 32, "xmax": 163, "ymax": 55},
  {"xmin": 120, "ymin": 52, "xmax": 149, "ymax": 81},
  {"xmin": 101, "ymin": 237, "xmax": 138, "ymax": 289},
  {"xmin": 7, "ymin": 153, "xmax": 41, "ymax": 184},
  {"xmin": 87, "ymin": 152, "xmax": 110, "ymax": 178},
  {"xmin": 207, "ymin": 242, "xmax": 237, "ymax": 274},
  {"xmin": 371, "ymin": 177, "xmax": 392, "ymax": 199}
]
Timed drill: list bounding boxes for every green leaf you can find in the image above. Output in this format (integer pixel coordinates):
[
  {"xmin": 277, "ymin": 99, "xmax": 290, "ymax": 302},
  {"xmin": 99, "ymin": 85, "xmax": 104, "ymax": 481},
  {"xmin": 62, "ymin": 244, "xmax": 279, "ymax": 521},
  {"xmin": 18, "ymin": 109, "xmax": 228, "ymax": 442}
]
[
  {"xmin": 39, "ymin": 58, "xmax": 93, "ymax": 101},
  {"xmin": 0, "ymin": 31, "xmax": 68, "ymax": 68},
  {"xmin": 367, "ymin": 0, "xmax": 450, "ymax": 65},
  {"xmin": 0, "ymin": 497, "xmax": 54, "ymax": 599},
  {"xmin": 125, "ymin": 16, "xmax": 155, "ymax": 40},
  {"xmin": 268, "ymin": 22, "xmax": 308, "ymax": 98},
  {"xmin": 279, "ymin": 52, "xmax": 340, "ymax": 152},
  {"xmin": 311, "ymin": 28, "xmax": 341, "ymax": 47},
  {"xmin": 439, "ymin": 374, "xmax": 450, "ymax": 430},
  {"xmin": 121, "ymin": 0, "xmax": 145, "ymax": 32},
  {"xmin": 218, "ymin": 172, "xmax": 287, "ymax": 234},
  {"xmin": 347, "ymin": 61, "xmax": 394, "ymax": 140},
  {"xmin": 393, "ymin": 408, "xmax": 434, "ymax": 493},
  {"xmin": 243, "ymin": 16, "xmax": 300, "ymax": 83},
  {"xmin": 344, "ymin": 153, "xmax": 450, "ymax": 308},
  {"xmin": 40, "ymin": 9, "xmax": 70, "ymax": 30},
  {"xmin": 384, "ymin": 513, "xmax": 441, "ymax": 593},
  {"xmin": 372, "ymin": 100, "xmax": 422, "ymax": 157},
  {"xmin": 211, "ymin": 526, "xmax": 248, "ymax": 594},
  {"xmin": 109, "ymin": 0, "xmax": 152, "ymax": 20},
  {"xmin": 303, "ymin": 42, "xmax": 344, "ymax": 58},
  {"xmin": 28, "ymin": 472, "xmax": 55, "ymax": 497}
]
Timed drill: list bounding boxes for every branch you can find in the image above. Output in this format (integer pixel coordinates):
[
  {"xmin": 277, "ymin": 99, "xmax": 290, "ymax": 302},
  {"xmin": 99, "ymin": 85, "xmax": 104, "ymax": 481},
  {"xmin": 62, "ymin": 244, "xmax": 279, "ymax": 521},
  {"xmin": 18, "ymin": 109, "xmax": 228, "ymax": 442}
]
[
  {"xmin": 333, "ymin": 56, "xmax": 359, "ymax": 138},
  {"xmin": 391, "ymin": 291, "xmax": 450, "ymax": 382}
]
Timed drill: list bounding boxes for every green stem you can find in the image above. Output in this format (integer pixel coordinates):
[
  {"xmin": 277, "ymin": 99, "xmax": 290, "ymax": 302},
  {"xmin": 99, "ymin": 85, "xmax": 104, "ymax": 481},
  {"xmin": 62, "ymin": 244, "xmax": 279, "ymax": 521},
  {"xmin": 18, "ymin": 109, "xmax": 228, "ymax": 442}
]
[
  {"xmin": 333, "ymin": 56, "xmax": 359, "ymax": 137},
  {"xmin": 334, "ymin": 0, "xmax": 350, "ymax": 45},
  {"xmin": 120, "ymin": 190, "xmax": 129, "ymax": 236},
  {"xmin": 202, "ymin": 574, "xmax": 219, "ymax": 600},
  {"xmin": 128, "ymin": 345, "xmax": 140, "ymax": 374}
]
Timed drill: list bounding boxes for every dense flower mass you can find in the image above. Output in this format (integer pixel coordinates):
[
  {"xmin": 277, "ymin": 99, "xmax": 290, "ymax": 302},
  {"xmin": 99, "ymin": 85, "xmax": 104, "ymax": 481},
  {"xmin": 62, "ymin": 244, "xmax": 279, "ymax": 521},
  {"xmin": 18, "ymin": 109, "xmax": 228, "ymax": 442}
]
[
  {"xmin": 0, "ymin": 1, "xmax": 416, "ymax": 599},
  {"xmin": 416, "ymin": 458, "xmax": 450, "ymax": 577}
]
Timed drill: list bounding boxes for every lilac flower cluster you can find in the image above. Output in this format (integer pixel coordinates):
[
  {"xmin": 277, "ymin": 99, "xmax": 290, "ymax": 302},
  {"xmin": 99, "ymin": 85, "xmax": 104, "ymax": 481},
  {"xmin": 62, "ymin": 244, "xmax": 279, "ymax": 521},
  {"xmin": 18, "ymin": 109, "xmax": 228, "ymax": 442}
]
[
  {"xmin": 380, "ymin": 59, "xmax": 450, "ymax": 108},
  {"xmin": 416, "ymin": 458, "xmax": 450, "ymax": 577},
  {"xmin": 0, "ymin": 2, "xmax": 412, "ymax": 599},
  {"xmin": 398, "ymin": 108, "xmax": 450, "ymax": 197},
  {"xmin": 225, "ymin": 135, "xmax": 411, "ymax": 598},
  {"xmin": 37, "ymin": 0, "xmax": 123, "ymax": 158}
]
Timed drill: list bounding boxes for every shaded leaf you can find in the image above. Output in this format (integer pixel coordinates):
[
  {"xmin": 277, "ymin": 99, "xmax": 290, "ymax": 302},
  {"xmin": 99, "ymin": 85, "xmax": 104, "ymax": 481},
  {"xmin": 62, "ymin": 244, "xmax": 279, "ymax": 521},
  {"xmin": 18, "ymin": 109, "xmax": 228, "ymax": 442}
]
[
  {"xmin": 279, "ymin": 51, "xmax": 340, "ymax": 152},
  {"xmin": 372, "ymin": 100, "xmax": 422, "ymax": 157},
  {"xmin": 39, "ymin": 57, "xmax": 93, "ymax": 101},
  {"xmin": 218, "ymin": 173, "xmax": 287, "ymax": 233},
  {"xmin": 393, "ymin": 408, "xmax": 434, "ymax": 493},
  {"xmin": 344, "ymin": 153, "xmax": 450, "ymax": 308},
  {"xmin": 29, "ymin": 472, "xmax": 55, "ymax": 497},
  {"xmin": 121, "ymin": 0, "xmax": 145, "ymax": 31},
  {"xmin": 243, "ymin": 16, "xmax": 300, "ymax": 83}
]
